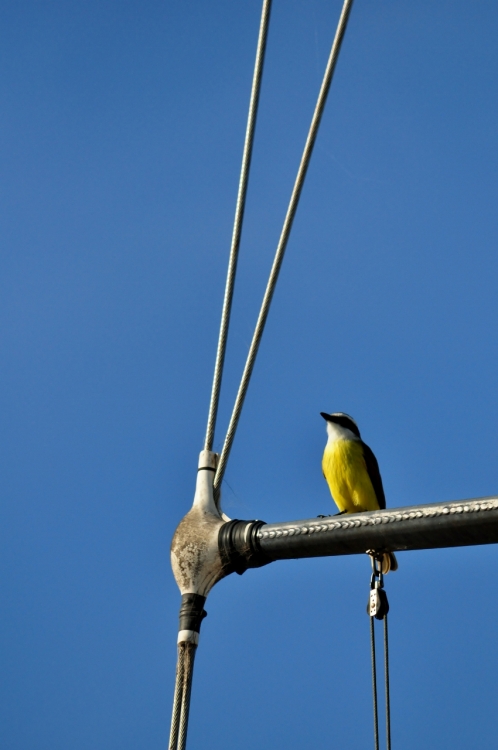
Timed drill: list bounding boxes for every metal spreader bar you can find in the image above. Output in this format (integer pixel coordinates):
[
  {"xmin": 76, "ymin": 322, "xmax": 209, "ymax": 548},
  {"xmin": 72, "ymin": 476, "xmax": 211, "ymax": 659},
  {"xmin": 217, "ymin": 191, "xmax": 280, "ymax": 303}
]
[
  {"xmin": 214, "ymin": 0, "xmax": 356, "ymax": 493},
  {"xmin": 204, "ymin": 0, "xmax": 273, "ymax": 453},
  {"xmin": 218, "ymin": 496, "xmax": 498, "ymax": 571}
]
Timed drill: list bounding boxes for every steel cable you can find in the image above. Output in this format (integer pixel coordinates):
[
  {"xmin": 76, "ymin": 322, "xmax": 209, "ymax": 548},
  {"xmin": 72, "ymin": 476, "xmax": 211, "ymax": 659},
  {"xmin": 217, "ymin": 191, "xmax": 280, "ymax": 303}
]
[
  {"xmin": 204, "ymin": 0, "xmax": 273, "ymax": 453},
  {"xmin": 177, "ymin": 643, "xmax": 197, "ymax": 750},
  {"xmin": 370, "ymin": 616, "xmax": 380, "ymax": 750},
  {"xmin": 384, "ymin": 615, "xmax": 391, "ymax": 750},
  {"xmin": 214, "ymin": 0, "xmax": 355, "ymax": 493},
  {"xmin": 168, "ymin": 643, "xmax": 185, "ymax": 750}
]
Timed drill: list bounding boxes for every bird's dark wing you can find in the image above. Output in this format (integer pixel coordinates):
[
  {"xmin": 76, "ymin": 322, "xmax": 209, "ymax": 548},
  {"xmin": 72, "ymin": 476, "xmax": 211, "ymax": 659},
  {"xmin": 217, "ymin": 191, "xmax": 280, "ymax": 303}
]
[{"xmin": 361, "ymin": 441, "xmax": 386, "ymax": 510}]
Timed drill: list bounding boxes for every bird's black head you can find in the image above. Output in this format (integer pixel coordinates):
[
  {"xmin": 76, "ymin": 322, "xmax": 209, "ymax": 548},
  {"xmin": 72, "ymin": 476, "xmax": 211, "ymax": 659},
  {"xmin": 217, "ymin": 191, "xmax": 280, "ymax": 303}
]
[{"xmin": 320, "ymin": 411, "xmax": 361, "ymax": 439}]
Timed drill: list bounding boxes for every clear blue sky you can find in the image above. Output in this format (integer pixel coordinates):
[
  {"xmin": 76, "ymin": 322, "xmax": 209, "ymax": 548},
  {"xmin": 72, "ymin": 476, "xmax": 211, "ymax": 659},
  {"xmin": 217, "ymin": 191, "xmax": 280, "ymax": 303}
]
[{"xmin": 1, "ymin": 1, "xmax": 498, "ymax": 748}]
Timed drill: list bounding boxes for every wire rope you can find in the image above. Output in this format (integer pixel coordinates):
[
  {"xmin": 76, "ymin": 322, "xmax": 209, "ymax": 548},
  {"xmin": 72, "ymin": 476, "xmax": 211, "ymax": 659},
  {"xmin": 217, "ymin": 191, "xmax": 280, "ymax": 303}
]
[
  {"xmin": 370, "ymin": 615, "xmax": 380, "ymax": 750},
  {"xmin": 204, "ymin": 0, "xmax": 273, "ymax": 453},
  {"xmin": 168, "ymin": 643, "xmax": 185, "ymax": 750},
  {"xmin": 214, "ymin": 0, "xmax": 355, "ymax": 493},
  {"xmin": 384, "ymin": 615, "xmax": 392, "ymax": 750},
  {"xmin": 177, "ymin": 643, "xmax": 197, "ymax": 750}
]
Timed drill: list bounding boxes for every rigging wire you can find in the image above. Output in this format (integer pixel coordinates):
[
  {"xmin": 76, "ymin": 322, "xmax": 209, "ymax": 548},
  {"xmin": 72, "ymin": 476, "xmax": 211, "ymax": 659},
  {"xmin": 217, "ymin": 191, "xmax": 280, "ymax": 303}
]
[
  {"xmin": 177, "ymin": 643, "xmax": 197, "ymax": 750},
  {"xmin": 370, "ymin": 615, "xmax": 380, "ymax": 750},
  {"xmin": 213, "ymin": 0, "xmax": 355, "ymax": 493},
  {"xmin": 168, "ymin": 593, "xmax": 207, "ymax": 750},
  {"xmin": 168, "ymin": 644, "xmax": 185, "ymax": 750},
  {"xmin": 370, "ymin": 612, "xmax": 393, "ymax": 750},
  {"xmin": 168, "ymin": 642, "xmax": 198, "ymax": 750},
  {"xmin": 384, "ymin": 615, "xmax": 392, "ymax": 750},
  {"xmin": 368, "ymin": 555, "xmax": 393, "ymax": 750},
  {"xmin": 204, "ymin": 0, "xmax": 273, "ymax": 453}
]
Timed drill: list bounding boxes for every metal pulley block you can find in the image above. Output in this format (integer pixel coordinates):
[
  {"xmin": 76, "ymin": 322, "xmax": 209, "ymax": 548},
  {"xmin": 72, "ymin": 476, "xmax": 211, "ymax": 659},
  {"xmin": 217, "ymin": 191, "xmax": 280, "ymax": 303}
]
[{"xmin": 367, "ymin": 584, "xmax": 389, "ymax": 620}]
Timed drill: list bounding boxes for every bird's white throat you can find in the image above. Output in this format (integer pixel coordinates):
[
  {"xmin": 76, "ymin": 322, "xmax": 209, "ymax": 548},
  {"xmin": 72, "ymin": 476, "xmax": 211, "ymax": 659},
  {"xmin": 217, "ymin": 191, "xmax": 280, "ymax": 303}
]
[{"xmin": 326, "ymin": 421, "xmax": 359, "ymax": 443}]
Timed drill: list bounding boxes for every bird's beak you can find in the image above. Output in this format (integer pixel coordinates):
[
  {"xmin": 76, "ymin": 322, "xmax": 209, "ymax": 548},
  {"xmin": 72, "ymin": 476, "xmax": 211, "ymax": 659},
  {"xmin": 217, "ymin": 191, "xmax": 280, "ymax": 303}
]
[{"xmin": 320, "ymin": 412, "xmax": 335, "ymax": 422}]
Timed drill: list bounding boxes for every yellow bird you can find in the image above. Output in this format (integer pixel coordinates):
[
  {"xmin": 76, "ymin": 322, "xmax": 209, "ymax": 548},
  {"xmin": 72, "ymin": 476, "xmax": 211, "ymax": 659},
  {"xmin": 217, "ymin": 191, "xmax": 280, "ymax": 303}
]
[{"xmin": 321, "ymin": 411, "xmax": 397, "ymax": 572}]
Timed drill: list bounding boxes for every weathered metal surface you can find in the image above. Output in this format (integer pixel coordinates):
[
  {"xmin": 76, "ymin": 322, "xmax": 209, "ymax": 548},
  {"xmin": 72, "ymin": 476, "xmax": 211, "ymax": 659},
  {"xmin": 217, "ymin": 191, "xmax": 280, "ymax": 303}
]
[
  {"xmin": 255, "ymin": 496, "xmax": 498, "ymax": 560},
  {"xmin": 170, "ymin": 451, "xmax": 229, "ymax": 597}
]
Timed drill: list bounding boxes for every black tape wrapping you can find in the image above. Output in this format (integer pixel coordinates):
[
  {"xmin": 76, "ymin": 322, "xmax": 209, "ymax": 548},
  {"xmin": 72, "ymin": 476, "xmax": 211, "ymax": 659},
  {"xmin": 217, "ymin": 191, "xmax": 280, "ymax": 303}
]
[
  {"xmin": 179, "ymin": 593, "xmax": 207, "ymax": 634},
  {"xmin": 218, "ymin": 519, "xmax": 272, "ymax": 576}
]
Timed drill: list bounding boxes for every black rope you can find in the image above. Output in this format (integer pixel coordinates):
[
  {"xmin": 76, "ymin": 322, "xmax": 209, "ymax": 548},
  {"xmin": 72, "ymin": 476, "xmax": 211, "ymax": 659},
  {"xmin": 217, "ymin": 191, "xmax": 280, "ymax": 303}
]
[{"xmin": 370, "ymin": 615, "xmax": 380, "ymax": 750}]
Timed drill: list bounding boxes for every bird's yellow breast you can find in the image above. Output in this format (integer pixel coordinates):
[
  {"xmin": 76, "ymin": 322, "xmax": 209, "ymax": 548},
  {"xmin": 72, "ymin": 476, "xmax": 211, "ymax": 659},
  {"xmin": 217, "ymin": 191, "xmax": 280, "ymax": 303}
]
[{"xmin": 322, "ymin": 438, "xmax": 380, "ymax": 513}]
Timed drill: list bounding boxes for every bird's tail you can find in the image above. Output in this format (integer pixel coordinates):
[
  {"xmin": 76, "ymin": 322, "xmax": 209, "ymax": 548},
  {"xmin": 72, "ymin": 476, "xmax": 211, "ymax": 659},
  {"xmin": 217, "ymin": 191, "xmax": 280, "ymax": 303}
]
[{"xmin": 380, "ymin": 551, "xmax": 398, "ymax": 574}]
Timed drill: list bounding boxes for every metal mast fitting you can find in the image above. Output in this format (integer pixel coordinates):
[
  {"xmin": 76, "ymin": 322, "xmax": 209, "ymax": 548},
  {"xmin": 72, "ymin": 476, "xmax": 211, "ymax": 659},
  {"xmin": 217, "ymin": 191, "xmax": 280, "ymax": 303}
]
[
  {"xmin": 170, "ymin": 450, "xmax": 228, "ymax": 604},
  {"xmin": 170, "ymin": 450, "xmax": 270, "ymax": 611}
]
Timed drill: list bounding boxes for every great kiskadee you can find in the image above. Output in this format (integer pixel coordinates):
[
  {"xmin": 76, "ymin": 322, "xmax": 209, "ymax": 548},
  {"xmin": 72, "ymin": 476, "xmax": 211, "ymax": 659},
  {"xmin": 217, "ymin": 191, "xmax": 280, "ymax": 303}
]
[{"xmin": 321, "ymin": 411, "xmax": 397, "ymax": 573}]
